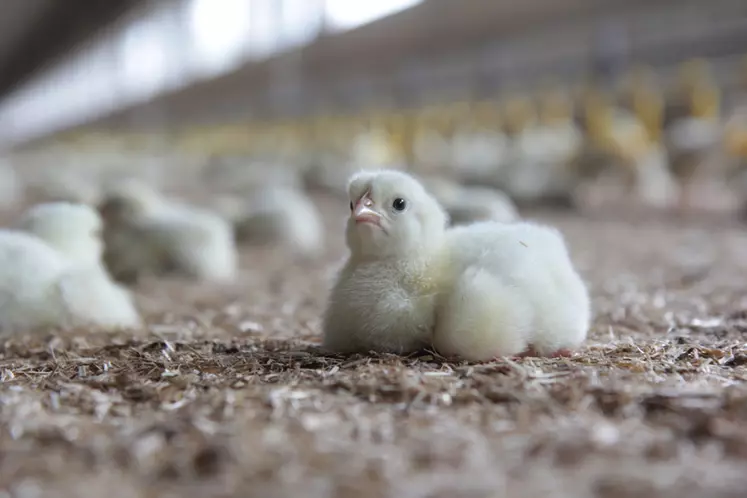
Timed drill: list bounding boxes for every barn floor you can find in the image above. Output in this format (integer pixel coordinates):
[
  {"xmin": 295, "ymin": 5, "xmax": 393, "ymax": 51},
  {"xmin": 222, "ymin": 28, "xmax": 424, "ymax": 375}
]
[{"xmin": 2, "ymin": 197, "xmax": 747, "ymax": 498}]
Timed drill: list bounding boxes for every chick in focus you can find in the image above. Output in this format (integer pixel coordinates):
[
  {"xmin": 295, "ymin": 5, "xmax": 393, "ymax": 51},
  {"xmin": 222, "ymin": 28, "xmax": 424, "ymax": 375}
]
[
  {"xmin": 0, "ymin": 202, "xmax": 141, "ymax": 334},
  {"xmin": 323, "ymin": 170, "xmax": 590, "ymax": 360},
  {"xmin": 434, "ymin": 219, "xmax": 590, "ymax": 360},
  {"xmin": 99, "ymin": 180, "xmax": 238, "ymax": 284},
  {"xmin": 323, "ymin": 170, "xmax": 448, "ymax": 354}
]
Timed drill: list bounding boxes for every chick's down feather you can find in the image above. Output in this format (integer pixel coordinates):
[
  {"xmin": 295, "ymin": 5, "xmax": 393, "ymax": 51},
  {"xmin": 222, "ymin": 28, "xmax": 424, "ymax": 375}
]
[
  {"xmin": 101, "ymin": 183, "xmax": 238, "ymax": 283},
  {"xmin": 323, "ymin": 169, "xmax": 590, "ymax": 360},
  {"xmin": 434, "ymin": 221, "xmax": 591, "ymax": 360},
  {"xmin": 0, "ymin": 203, "xmax": 141, "ymax": 333}
]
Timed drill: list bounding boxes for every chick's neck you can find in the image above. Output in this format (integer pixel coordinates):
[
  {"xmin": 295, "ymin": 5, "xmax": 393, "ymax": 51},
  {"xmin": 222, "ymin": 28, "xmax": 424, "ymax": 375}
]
[{"xmin": 350, "ymin": 235, "xmax": 449, "ymax": 293}]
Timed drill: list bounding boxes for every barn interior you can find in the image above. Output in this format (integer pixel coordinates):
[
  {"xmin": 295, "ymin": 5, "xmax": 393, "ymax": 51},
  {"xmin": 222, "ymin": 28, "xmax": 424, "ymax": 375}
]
[{"xmin": 1, "ymin": 1, "xmax": 747, "ymax": 497}]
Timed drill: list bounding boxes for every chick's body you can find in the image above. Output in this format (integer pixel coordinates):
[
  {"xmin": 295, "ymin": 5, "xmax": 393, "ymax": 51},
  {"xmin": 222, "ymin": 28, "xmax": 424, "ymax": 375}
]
[
  {"xmin": 234, "ymin": 187, "xmax": 324, "ymax": 257},
  {"xmin": 324, "ymin": 254, "xmax": 445, "ymax": 354},
  {"xmin": 0, "ymin": 203, "xmax": 141, "ymax": 334},
  {"xmin": 323, "ymin": 170, "xmax": 590, "ymax": 360},
  {"xmin": 0, "ymin": 231, "xmax": 72, "ymax": 331},
  {"xmin": 100, "ymin": 181, "xmax": 237, "ymax": 283},
  {"xmin": 0, "ymin": 159, "xmax": 22, "ymax": 209},
  {"xmin": 323, "ymin": 170, "xmax": 448, "ymax": 354},
  {"xmin": 435, "ymin": 221, "xmax": 590, "ymax": 360}
]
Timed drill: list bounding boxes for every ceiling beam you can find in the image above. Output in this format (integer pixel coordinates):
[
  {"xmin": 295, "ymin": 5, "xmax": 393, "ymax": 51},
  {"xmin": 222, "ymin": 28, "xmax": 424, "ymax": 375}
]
[{"xmin": 0, "ymin": 0, "xmax": 144, "ymax": 99}]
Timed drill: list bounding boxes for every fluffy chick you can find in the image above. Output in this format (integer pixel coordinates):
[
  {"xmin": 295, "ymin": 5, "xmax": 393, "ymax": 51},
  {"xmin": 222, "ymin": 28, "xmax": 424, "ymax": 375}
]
[
  {"xmin": 447, "ymin": 186, "xmax": 518, "ymax": 226},
  {"xmin": 421, "ymin": 176, "xmax": 518, "ymax": 226},
  {"xmin": 0, "ymin": 203, "xmax": 141, "ymax": 333},
  {"xmin": 99, "ymin": 180, "xmax": 238, "ymax": 283},
  {"xmin": 434, "ymin": 220, "xmax": 590, "ymax": 360},
  {"xmin": 323, "ymin": 170, "xmax": 448, "ymax": 354},
  {"xmin": 0, "ymin": 159, "xmax": 22, "ymax": 210},
  {"xmin": 234, "ymin": 187, "xmax": 324, "ymax": 257},
  {"xmin": 322, "ymin": 170, "xmax": 590, "ymax": 360}
]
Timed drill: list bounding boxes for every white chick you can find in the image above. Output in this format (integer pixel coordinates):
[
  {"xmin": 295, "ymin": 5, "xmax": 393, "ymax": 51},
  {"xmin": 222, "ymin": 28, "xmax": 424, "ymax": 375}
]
[
  {"xmin": 302, "ymin": 155, "xmax": 363, "ymax": 198},
  {"xmin": 350, "ymin": 125, "xmax": 401, "ymax": 169},
  {"xmin": 434, "ymin": 220, "xmax": 590, "ymax": 360},
  {"xmin": 99, "ymin": 180, "xmax": 238, "ymax": 283},
  {"xmin": 322, "ymin": 170, "xmax": 590, "ymax": 360},
  {"xmin": 234, "ymin": 187, "xmax": 324, "ymax": 257},
  {"xmin": 0, "ymin": 158, "xmax": 22, "ymax": 210},
  {"xmin": 0, "ymin": 203, "xmax": 141, "ymax": 333},
  {"xmin": 633, "ymin": 145, "xmax": 680, "ymax": 209},
  {"xmin": 450, "ymin": 127, "xmax": 510, "ymax": 187},
  {"xmin": 412, "ymin": 127, "xmax": 454, "ymax": 173},
  {"xmin": 419, "ymin": 176, "xmax": 518, "ymax": 226},
  {"xmin": 323, "ymin": 170, "xmax": 449, "ymax": 354},
  {"xmin": 504, "ymin": 123, "xmax": 582, "ymax": 205},
  {"xmin": 445, "ymin": 187, "xmax": 518, "ymax": 226},
  {"xmin": 18, "ymin": 202, "xmax": 105, "ymax": 269}
]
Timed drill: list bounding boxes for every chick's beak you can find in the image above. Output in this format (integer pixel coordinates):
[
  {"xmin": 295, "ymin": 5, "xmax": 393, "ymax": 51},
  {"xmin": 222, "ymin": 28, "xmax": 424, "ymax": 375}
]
[{"xmin": 353, "ymin": 192, "xmax": 383, "ymax": 228}]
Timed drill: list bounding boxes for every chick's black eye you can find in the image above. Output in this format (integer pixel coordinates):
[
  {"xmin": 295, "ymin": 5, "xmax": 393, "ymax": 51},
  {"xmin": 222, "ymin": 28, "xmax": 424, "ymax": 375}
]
[{"xmin": 392, "ymin": 198, "xmax": 407, "ymax": 211}]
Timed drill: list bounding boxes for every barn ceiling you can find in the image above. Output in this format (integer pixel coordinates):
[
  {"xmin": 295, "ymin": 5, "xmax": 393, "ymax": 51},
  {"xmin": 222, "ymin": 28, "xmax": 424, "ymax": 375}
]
[{"xmin": 0, "ymin": 0, "xmax": 144, "ymax": 99}]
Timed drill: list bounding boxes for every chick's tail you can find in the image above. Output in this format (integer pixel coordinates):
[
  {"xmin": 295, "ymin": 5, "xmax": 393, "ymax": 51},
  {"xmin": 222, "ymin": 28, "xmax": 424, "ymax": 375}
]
[{"xmin": 434, "ymin": 267, "xmax": 532, "ymax": 361}]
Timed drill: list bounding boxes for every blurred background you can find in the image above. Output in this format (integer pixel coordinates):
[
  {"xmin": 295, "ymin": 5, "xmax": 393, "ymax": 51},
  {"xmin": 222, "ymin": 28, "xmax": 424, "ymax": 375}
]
[{"xmin": 2, "ymin": 0, "xmax": 747, "ymax": 220}]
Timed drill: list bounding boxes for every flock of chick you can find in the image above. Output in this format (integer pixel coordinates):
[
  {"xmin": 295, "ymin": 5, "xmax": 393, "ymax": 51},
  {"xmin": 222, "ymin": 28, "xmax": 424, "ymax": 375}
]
[
  {"xmin": 188, "ymin": 57, "xmax": 747, "ymax": 215},
  {"xmin": 0, "ymin": 153, "xmax": 589, "ymax": 361},
  {"xmin": 1, "ymin": 56, "xmax": 747, "ymax": 360},
  {"xmin": 0, "ymin": 157, "xmax": 328, "ymax": 337},
  {"xmin": 324, "ymin": 169, "xmax": 590, "ymax": 360}
]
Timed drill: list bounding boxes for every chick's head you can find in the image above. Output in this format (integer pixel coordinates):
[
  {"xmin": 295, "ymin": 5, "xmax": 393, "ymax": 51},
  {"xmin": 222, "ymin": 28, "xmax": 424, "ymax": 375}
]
[
  {"xmin": 98, "ymin": 180, "xmax": 162, "ymax": 223},
  {"xmin": 18, "ymin": 202, "xmax": 104, "ymax": 267},
  {"xmin": 345, "ymin": 170, "xmax": 447, "ymax": 259}
]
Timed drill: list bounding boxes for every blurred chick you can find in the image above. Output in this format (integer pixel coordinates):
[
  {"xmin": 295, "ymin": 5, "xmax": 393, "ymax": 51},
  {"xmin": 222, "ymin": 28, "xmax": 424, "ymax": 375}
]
[
  {"xmin": 99, "ymin": 180, "xmax": 238, "ymax": 284},
  {"xmin": 533, "ymin": 87, "xmax": 585, "ymax": 204},
  {"xmin": 449, "ymin": 102, "xmax": 511, "ymax": 187},
  {"xmin": 621, "ymin": 67, "xmax": 680, "ymax": 209},
  {"xmin": 0, "ymin": 203, "xmax": 141, "ymax": 333},
  {"xmin": 203, "ymin": 155, "xmax": 301, "ymax": 195},
  {"xmin": 349, "ymin": 114, "xmax": 404, "ymax": 169},
  {"xmin": 301, "ymin": 116, "xmax": 362, "ymax": 197},
  {"xmin": 323, "ymin": 170, "xmax": 589, "ymax": 360},
  {"xmin": 502, "ymin": 92, "xmax": 581, "ymax": 206},
  {"xmin": 722, "ymin": 57, "xmax": 747, "ymax": 217},
  {"xmin": 302, "ymin": 154, "xmax": 358, "ymax": 198},
  {"xmin": 0, "ymin": 158, "xmax": 23, "ymax": 210},
  {"xmin": 219, "ymin": 187, "xmax": 324, "ymax": 257},
  {"xmin": 419, "ymin": 175, "xmax": 518, "ymax": 226},
  {"xmin": 573, "ymin": 87, "xmax": 678, "ymax": 209},
  {"xmin": 412, "ymin": 106, "xmax": 455, "ymax": 174},
  {"xmin": 664, "ymin": 59, "xmax": 722, "ymax": 212}
]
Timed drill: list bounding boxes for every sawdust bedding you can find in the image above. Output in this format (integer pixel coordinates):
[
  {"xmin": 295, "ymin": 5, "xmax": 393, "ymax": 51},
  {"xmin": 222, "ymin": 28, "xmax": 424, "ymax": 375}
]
[{"xmin": 1, "ymin": 198, "xmax": 747, "ymax": 498}]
